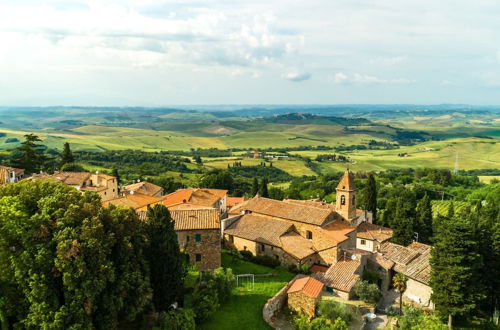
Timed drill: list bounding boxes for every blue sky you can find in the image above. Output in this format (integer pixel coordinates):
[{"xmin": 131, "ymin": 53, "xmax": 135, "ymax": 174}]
[{"xmin": 0, "ymin": 0, "xmax": 499, "ymax": 106}]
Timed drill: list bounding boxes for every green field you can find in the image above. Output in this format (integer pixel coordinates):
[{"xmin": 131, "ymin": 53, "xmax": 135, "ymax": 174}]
[
  {"xmin": 204, "ymin": 157, "xmax": 316, "ymax": 177},
  {"xmin": 199, "ymin": 252, "xmax": 294, "ymax": 330},
  {"xmin": 478, "ymin": 176, "xmax": 500, "ymax": 184}
]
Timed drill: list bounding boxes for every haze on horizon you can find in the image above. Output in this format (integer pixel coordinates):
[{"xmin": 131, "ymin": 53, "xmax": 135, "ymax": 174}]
[{"xmin": 1, "ymin": 0, "xmax": 500, "ymax": 106}]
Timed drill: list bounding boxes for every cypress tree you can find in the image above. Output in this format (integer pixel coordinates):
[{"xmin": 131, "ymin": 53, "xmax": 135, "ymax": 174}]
[
  {"xmin": 59, "ymin": 142, "xmax": 74, "ymax": 167},
  {"xmin": 415, "ymin": 193, "xmax": 433, "ymax": 243},
  {"xmin": 11, "ymin": 133, "xmax": 46, "ymax": 173},
  {"xmin": 391, "ymin": 190, "xmax": 416, "ymax": 246},
  {"xmin": 147, "ymin": 204, "xmax": 186, "ymax": 312},
  {"xmin": 259, "ymin": 178, "xmax": 269, "ymax": 198},
  {"xmin": 365, "ymin": 173, "xmax": 377, "ymax": 222},
  {"xmin": 111, "ymin": 168, "xmax": 120, "ymax": 185},
  {"xmin": 251, "ymin": 177, "xmax": 259, "ymax": 196},
  {"xmin": 430, "ymin": 214, "xmax": 484, "ymax": 329}
]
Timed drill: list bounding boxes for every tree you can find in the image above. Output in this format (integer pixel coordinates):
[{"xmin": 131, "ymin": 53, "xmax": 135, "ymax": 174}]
[
  {"xmin": 415, "ymin": 193, "xmax": 433, "ymax": 243},
  {"xmin": 430, "ymin": 214, "xmax": 484, "ymax": 329},
  {"xmin": 59, "ymin": 142, "xmax": 74, "ymax": 167},
  {"xmin": 10, "ymin": 133, "xmax": 46, "ymax": 173},
  {"xmin": 391, "ymin": 190, "xmax": 417, "ymax": 246},
  {"xmin": 259, "ymin": 177, "xmax": 269, "ymax": 198},
  {"xmin": 0, "ymin": 180, "xmax": 151, "ymax": 329},
  {"xmin": 364, "ymin": 173, "xmax": 377, "ymax": 222},
  {"xmin": 146, "ymin": 204, "xmax": 186, "ymax": 312},
  {"xmin": 111, "ymin": 168, "xmax": 121, "ymax": 185},
  {"xmin": 251, "ymin": 177, "xmax": 259, "ymax": 196},
  {"xmin": 353, "ymin": 280, "xmax": 382, "ymax": 303},
  {"xmin": 201, "ymin": 170, "xmax": 233, "ymax": 191},
  {"xmin": 60, "ymin": 162, "xmax": 85, "ymax": 172},
  {"xmin": 393, "ymin": 273, "xmax": 408, "ymax": 315},
  {"xmin": 194, "ymin": 155, "xmax": 202, "ymax": 164}
]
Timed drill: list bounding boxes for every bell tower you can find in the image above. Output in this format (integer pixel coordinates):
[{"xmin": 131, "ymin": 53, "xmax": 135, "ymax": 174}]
[{"xmin": 335, "ymin": 169, "xmax": 357, "ymax": 221}]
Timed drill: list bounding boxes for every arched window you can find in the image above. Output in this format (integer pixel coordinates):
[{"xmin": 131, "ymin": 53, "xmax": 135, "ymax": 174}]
[{"xmin": 341, "ymin": 195, "xmax": 346, "ymax": 205}]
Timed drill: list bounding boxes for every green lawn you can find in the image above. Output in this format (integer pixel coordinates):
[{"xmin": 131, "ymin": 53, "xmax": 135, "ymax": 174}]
[{"xmin": 199, "ymin": 252, "xmax": 294, "ymax": 330}]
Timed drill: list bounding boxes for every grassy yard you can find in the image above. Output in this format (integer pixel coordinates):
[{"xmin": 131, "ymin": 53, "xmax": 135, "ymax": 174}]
[{"xmin": 199, "ymin": 252, "xmax": 294, "ymax": 330}]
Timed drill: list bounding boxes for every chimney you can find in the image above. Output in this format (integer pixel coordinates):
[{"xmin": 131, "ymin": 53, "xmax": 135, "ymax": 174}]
[
  {"xmin": 130, "ymin": 190, "xmax": 134, "ymax": 195},
  {"xmin": 96, "ymin": 171, "xmax": 99, "ymax": 175}
]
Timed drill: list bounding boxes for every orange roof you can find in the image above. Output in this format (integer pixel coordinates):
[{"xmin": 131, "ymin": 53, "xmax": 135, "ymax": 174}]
[
  {"xmin": 320, "ymin": 221, "xmax": 356, "ymax": 244},
  {"xmin": 283, "ymin": 199, "xmax": 335, "ymax": 210},
  {"xmin": 170, "ymin": 209, "xmax": 220, "ymax": 231},
  {"xmin": 310, "ymin": 265, "xmax": 329, "ymax": 273},
  {"xmin": 227, "ymin": 196, "xmax": 245, "ymax": 208},
  {"xmin": 123, "ymin": 181, "xmax": 163, "ymax": 196},
  {"xmin": 103, "ymin": 193, "xmax": 163, "ymax": 210},
  {"xmin": 161, "ymin": 188, "xmax": 227, "ymax": 208},
  {"xmin": 357, "ymin": 222, "xmax": 393, "ymax": 242},
  {"xmin": 316, "ymin": 258, "xmax": 361, "ymax": 292},
  {"xmin": 336, "ymin": 170, "xmax": 356, "ymax": 191},
  {"xmin": 162, "ymin": 189, "xmax": 194, "ymax": 207},
  {"xmin": 287, "ymin": 276, "xmax": 324, "ymax": 298}
]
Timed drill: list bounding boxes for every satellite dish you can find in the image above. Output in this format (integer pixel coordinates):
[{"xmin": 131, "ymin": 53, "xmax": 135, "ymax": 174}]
[{"xmin": 351, "ymin": 255, "xmax": 357, "ymax": 260}]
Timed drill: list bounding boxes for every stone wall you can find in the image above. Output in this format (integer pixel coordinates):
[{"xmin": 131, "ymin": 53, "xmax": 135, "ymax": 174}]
[
  {"xmin": 404, "ymin": 278, "xmax": 434, "ymax": 310},
  {"xmin": 288, "ymin": 292, "xmax": 318, "ymax": 317},
  {"xmin": 177, "ymin": 229, "xmax": 221, "ymax": 271},
  {"xmin": 263, "ymin": 275, "xmax": 304, "ymax": 328}
]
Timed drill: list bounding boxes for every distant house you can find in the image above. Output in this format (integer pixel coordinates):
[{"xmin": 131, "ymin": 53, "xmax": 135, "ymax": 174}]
[
  {"xmin": 287, "ymin": 276, "xmax": 324, "ymax": 317},
  {"xmin": 171, "ymin": 209, "xmax": 221, "ymax": 271},
  {"xmin": 249, "ymin": 151, "xmax": 262, "ymax": 158},
  {"xmin": 226, "ymin": 196, "xmax": 245, "ymax": 209},
  {"xmin": 356, "ymin": 222, "xmax": 393, "ymax": 252},
  {"xmin": 27, "ymin": 171, "xmax": 119, "ymax": 201},
  {"xmin": 122, "ymin": 181, "xmax": 163, "ymax": 197},
  {"xmin": 161, "ymin": 188, "xmax": 228, "ymax": 215},
  {"xmin": 0, "ymin": 165, "xmax": 24, "ymax": 184}
]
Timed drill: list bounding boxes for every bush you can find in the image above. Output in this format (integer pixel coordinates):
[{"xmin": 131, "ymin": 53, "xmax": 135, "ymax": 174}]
[
  {"xmin": 192, "ymin": 278, "xmax": 219, "ymax": 323},
  {"xmin": 212, "ymin": 268, "xmax": 236, "ymax": 303},
  {"xmin": 353, "ymin": 280, "xmax": 382, "ymax": 303},
  {"xmin": 362, "ymin": 270, "xmax": 381, "ymax": 284},
  {"xmin": 253, "ymin": 255, "xmax": 281, "ymax": 268},
  {"xmin": 318, "ymin": 300, "xmax": 352, "ymax": 323},
  {"xmin": 155, "ymin": 308, "xmax": 195, "ymax": 330},
  {"xmin": 60, "ymin": 162, "xmax": 85, "ymax": 172},
  {"xmin": 4, "ymin": 138, "xmax": 18, "ymax": 143},
  {"xmin": 294, "ymin": 314, "xmax": 348, "ymax": 330},
  {"xmin": 239, "ymin": 250, "xmax": 253, "ymax": 261},
  {"xmin": 397, "ymin": 306, "xmax": 446, "ymax": 330},
  {"xmin": 298, "ymin": 264, "xmax": 311, "ymax": 275}
]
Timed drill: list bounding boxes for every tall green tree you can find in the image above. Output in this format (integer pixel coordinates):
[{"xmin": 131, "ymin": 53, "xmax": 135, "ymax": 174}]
[
  {"xmin": 364, "ymin": 173, "xmax": 377, "ymax": 222},
  {"xmin": 0, "ymin": 180, "xmax": 151, "ymax": 329},
  {"xmin": 430, "ymin": 214, "xmax": 484, "ymax": 329},
  {"xmin": 251, "ymin": 177, "xmax": 259, "ymax": 196},
  {"xmin": 259, "ymin": 177, "xmax": 269, "ymax": 198},
  {"xmin": 415, "ymin": 193, "xmax": 433, "ymax": 243},
  {"xmin": 111, "ymin": 168, "xmax": 121, "ymax": 185},
  {"xmin": 146, "ymin": 204, "xmax": 186, "ymax": 312},
  {"xmin": 59, "ymin": 142, "xmax": 75, "ymax": 167},
  {"xmin": 391, "ymin": 190, "xmax": 416, "ymax": 246},
  {"xmin": 10, "ymin": 133, "xmax": 46, "ymax": 173}
]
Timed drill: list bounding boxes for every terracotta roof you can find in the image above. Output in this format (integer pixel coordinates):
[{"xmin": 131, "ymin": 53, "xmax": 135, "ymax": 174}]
[
  {"xmin": 357, "ymin": 222, "xmax": 393, "ymax": 242},
  {"xmin": 316, "ymin": 258, "xmax": 361, "ymax": 292},
  {"xmin": 103, "ymin": 193, "xmax": 163, "ymax": 210},
  {"xmin": 378, "ymin": 242, "xmax": 420, "ymax": 266},
  {"xmin": 170, "ymin": 209, "xmax": 220, "ymax": 231},
  {"xmin": 123, "ymin": 181, "xmax": 163, "ymax": 196},
  {"xmin": 240, "ymin": 197, "xmax": 333, "ymax": 226},
  {"xmin": 336, "ymin": 170, "xmax": 356, "ymax": 191},
  {"xmin": 227, "ymin": 196, "xmax": 245, "ymax": 208},
  {"xmin": 369, "ymin": 252, "xmax": 395, "ymax": 269},
  {"xmin": 27, "ymin": 171, "xmax": 116, "ymax": 187},
  {"xmin": 97, "ymin": 173, "xmax": 116, "ymax": 180},
  {"xmin": 287, "ymin": 276, "xmax": 324, "ymax": 298},
  {"xmin": 280, "ymin": 232, "xmax": 316, "ymax": 260},
  {"xmin": 162, "ymin": 188, "xmax": 227, "ymax": 208},
  {"xmin": 168, "ymin": 203, "xmax": 215, "ymax": 210},
  {"xmin": 310, "ymin": 265, "xmax": 329, "ymax": 273},
  {"xmin": 319, "ymin": 221, "xmax": 356, "ymax": 246},
  {"xmin": 283, "ymin": 199, "xmax": 335, "ymax": 210},
  {"xmin": 224, "ymin": 214, "xmax": 293, "ymax": 247}
]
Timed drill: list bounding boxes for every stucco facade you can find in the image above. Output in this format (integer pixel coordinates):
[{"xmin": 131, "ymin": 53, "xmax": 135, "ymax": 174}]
[{"xmin": 404, "ymin": 278, "xmax": 434, "ymax": 309}]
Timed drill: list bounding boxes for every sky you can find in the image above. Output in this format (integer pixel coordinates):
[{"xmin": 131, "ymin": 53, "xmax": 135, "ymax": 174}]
[{"xmin": 0, "ymin": 0, "xmax": 499, "ymax": 106}]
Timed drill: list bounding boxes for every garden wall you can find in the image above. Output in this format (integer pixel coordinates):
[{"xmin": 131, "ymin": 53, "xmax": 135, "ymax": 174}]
[{"xmin": 262, "ymin": 275, "xmax": 304, "ymax": 329}]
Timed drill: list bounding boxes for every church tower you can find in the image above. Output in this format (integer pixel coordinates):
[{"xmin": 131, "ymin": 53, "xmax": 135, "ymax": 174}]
[{"xmin": 335, "ymin": 169, "xmax": 357, "ymax": 221}]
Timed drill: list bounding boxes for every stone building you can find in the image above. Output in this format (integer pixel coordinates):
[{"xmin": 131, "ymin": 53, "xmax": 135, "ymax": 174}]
[
  {"xmin": 122, "ymin": 181, "xmax": 163, "ymax": 197},
  {"xmin": 0, "ymin": 165, "xmax": 24, "ymax": 184},
  {"xmin": 224, "ymin": 197, "xmax": 356, "ymax": 268},
  {"xmin": 371, "ymin": 241, "xmax": 434, "ymax": 309},
  {"xmin": 27, "ymin": 171, "xmax": 119, "ymax": 201},
  {"xmin": 161, "ymin": 188, "xmax": 228, "ymax": 215},
  {"xmin": 171, "ymin": 209, "xmax": 221, "ymax": 271},
  {"xmin": 356, "ymin": 222, "xmax": 393, "ymax": 252},
  {"xmin": 287, "ymin": 276, "xmax": 324, "ymax": 317}
]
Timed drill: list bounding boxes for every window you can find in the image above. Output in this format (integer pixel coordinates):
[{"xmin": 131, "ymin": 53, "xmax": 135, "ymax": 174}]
[
  {"xmin": 112, "ymin": 189, "xmax": 115, "ymax": 192},
  {"xmin": 341, "ymin": 195, "xmax": 346, "ymax": 205},
  {"xmin": 104, "ymin": 192, "xmax": 107, "ymax": 195},
  {"xmin": 260, "ymin": 244, "xmax": 265, "ymax": 252},
  {"xmin": 275, "ymin": 255, "xmax": 279, "ymax": 260},
  {"xmin": 243, "ymin": 246, "xmax": 247, "ymax": 250},
  {"xmin": 186, "ymin": 235, "xmax": 190, "ymax": 242},
  {"xmin": 306, "ymin": 231, "xmax": 313, "ymax": 240},
  {"xmin": 361, "ymin": 239, "xmax": 366, "ymax": 245},
  {"xmin": 352, "ymin": 195, "xmax": 355, "ymax": 205},
  {"xmin": 229, "ymin": 235, "xmax": 234, "ymax": 243},
  {"xmin": 195, "ymin": 234, "xmax": 201, "ymax": 242},
  {"xmin": 195, "ymin": 254, "xmax": 202, "ymax": 262}
]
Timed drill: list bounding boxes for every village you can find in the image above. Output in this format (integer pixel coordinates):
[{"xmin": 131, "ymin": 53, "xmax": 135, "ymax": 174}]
[{"xmin": 1, "ymin": 164, "xmax": 434, "ymax": 329}]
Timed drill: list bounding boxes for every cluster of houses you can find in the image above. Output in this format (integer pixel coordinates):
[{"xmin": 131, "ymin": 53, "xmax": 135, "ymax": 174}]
[{"xmin": 6, "ymin": 167, "xmax": 434, "ymax": 318}]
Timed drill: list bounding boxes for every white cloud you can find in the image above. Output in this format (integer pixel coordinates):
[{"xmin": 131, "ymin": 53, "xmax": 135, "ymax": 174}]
[
  {"xmin": 283, "ymin": 71, "xmax": 311, "ymax": 82},
  {"xmin": 332, "ymin": 72, "xmax": 415, "ymax": 85}
]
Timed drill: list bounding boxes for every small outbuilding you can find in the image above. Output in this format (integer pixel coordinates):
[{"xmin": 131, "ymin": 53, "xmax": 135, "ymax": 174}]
[{"xmin": 287, "ymin": 276, "xmax": 324, "ymax": 317}]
